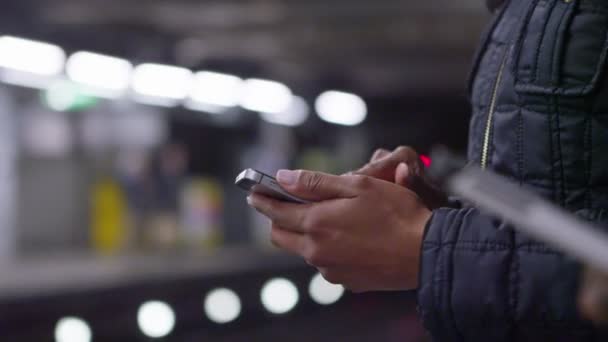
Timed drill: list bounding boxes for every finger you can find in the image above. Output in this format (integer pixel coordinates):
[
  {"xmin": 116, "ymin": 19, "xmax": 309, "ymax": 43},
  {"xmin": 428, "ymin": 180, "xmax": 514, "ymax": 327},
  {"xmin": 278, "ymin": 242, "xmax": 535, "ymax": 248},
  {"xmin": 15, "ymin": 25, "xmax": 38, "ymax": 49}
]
[
  {"xmin": 579, "ymin": 269, "xmax": 608, "ymax": 324},
  {"xmin": 340, "ymin": 149, "xmax": 390, "ymax": 178},
  {"xmin": 354, "ymin": 153, "xmax": 401, "ymax": 181},
  {"xmin": 407, "ymin": 173, "xmax": 448, "ymax": 209},
  {"xmin": 317, "ymin": 267, "xmax": 367, "ymax": 292},
  {"xmin": 247, "ymin": 194, "xmax": 310, "ymax": 233},
  {"xmin": 580, "ymin": 285, "xmax": 608, "ymax": 324},
  {"xmin": 391, "ymin": 146, "xmax": 423, "ymax": 179},
  {"xmin": 276, "ymin": 170, "xmax": 359, "ymax": 201},
  {"xmin": 355, "ymin": 146, "xmax": 419, "ymax": 182},
  {"xmin": 395, "ymin": 162, "xmax": 411, "ymax": 187},
  {"xmin": 354, "ymin": 160, "xmax": 395, "ymax": 182},
  {"xmin": 371, "ymin": 148, "xmax": 390, "ymax": 162},
  {"xmin": 270, "ymin": 224, "xmax": 308, "ymax": 256}
]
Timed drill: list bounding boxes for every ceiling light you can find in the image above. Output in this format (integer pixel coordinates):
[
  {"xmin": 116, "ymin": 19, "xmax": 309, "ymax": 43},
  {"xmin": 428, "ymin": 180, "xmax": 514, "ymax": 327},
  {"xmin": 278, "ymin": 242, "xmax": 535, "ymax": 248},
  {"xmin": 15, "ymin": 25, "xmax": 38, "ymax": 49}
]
[
  {"xmin": 315, "ymin": 90, "xmax": 367, "ymax": 126},
  {"xmin": 260, "ymin": 96, "xmax": 309, "ymax": 127},
  {"xmin": 66, "ymin": 51, "xmax": 132, "ymax": 98},
  {"xmin": 240, "ymin": 78, "xmax": 293, "ymax": 114},
  {"xmin": 0, "ymin": 36, "xmax": 65, "ymax": 76},
  {"xmin": 132, "ymin": 63, "xmax": 193, "ymax": 107},
  {"xmin": 187, "ymin": 71, "xmax": 243, "ymax": 110}
]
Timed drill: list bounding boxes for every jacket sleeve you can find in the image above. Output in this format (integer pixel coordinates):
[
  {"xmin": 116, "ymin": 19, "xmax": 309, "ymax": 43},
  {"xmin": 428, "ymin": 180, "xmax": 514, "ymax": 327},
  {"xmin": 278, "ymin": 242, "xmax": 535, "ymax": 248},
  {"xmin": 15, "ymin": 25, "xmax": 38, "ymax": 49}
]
[{"xmin": 417, "ymin": 207, "xmax": 602, "ymax": 341}]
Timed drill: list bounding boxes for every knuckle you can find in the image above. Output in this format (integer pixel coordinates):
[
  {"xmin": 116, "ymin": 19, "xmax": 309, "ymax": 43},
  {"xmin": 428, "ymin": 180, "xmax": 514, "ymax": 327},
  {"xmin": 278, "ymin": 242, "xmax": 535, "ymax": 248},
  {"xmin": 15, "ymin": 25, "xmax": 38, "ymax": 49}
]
[
  {"xmin": 305, "ymin": 244, "xmax": 327, "ymax": 266},
  {"xmin": 356, "ymin": 163, "xmax": 378, "ymax": 176},
  {"xmin": 304, "ymin": 172, "xmax": 324, "ymax": 193},
  {"xmin": 302, "ymin": 212, "xmax": 324, "ymax": 233},
  {"xmin": 373, "ymin": 148, "xmax": 389, "ymax": 158},
  {"xmin": 302, "ymin": 217, "xmax": 318, "ymax": 233},
  {"xmin": 394, "ymin": 146, "xmax": 417, "ymax": 159},
  {"xmin": 347, "ymin": 285, "xmax": 365, "ymax": 294},
  {"xmin": 351, "ymin": 174, "xmax": 371, "ymax": 190},
  {"xmin": 270, "ymin": 229, "xmax": 282, "ymax": 248},
  {"xmin": 320, "ymin": 270, "xmax": 341, "ymax": 285}
]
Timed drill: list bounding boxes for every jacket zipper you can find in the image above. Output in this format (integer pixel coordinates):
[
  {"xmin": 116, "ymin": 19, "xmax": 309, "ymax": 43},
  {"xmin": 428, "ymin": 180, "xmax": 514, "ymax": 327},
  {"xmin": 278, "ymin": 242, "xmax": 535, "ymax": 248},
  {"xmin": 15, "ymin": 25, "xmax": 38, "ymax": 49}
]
[{"xmin": 481, "ymin": 52, "xmax": 509, "ymax": 170}]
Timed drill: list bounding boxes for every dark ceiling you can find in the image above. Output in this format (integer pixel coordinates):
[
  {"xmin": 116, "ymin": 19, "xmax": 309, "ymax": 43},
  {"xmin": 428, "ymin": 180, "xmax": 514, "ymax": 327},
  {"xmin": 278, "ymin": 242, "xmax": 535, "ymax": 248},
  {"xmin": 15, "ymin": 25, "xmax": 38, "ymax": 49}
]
[{"xmin": 1, "ymin": 0, "xmax": 490, "ymax": 96}]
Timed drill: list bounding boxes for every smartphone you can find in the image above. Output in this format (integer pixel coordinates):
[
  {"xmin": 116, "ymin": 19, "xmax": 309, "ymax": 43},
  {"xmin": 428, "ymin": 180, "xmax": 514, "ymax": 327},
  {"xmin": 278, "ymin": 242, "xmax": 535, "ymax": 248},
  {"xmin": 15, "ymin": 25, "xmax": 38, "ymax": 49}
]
[{"xmin": 235, "ymin": 168, "xmax": 310, "ymax": 204}]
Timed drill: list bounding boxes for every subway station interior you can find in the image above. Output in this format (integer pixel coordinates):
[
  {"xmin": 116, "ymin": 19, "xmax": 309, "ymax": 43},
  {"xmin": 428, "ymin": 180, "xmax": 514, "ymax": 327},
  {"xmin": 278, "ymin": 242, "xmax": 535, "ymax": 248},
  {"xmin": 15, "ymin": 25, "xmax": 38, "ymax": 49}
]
[{"xmin": 0, "ymin": 0, "xmax": 490, "ymax": 341}]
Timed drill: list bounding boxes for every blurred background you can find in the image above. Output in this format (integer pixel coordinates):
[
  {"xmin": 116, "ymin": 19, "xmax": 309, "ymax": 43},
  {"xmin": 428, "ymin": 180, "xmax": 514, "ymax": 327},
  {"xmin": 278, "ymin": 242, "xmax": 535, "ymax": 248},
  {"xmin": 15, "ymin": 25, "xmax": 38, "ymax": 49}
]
[{"xmin": 0, "ymin": 0, "xmax": 489, "ymax": 340}]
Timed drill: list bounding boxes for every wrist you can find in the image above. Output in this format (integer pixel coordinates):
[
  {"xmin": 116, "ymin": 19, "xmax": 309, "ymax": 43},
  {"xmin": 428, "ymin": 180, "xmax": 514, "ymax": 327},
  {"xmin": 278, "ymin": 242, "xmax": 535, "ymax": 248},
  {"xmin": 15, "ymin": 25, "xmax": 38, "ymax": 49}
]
[{"xmin": 411, "ymin": 208, "xmax": 432, "ymax": 289}]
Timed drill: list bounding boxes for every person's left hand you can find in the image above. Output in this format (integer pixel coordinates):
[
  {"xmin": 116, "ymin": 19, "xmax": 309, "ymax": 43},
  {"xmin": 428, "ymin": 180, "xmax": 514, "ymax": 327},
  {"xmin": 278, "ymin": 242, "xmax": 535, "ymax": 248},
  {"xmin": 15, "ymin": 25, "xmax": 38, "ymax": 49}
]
[
  {"xmin": 247, "ymin": 169, "xmax": 432, "ymax": 292},
  {"xmin": 350, "ymin": 146, "xmax": 448, "ymax": 210},
  {"xmin": 579, "ymin": 267, "xmax": 608, "ymax": 324}
]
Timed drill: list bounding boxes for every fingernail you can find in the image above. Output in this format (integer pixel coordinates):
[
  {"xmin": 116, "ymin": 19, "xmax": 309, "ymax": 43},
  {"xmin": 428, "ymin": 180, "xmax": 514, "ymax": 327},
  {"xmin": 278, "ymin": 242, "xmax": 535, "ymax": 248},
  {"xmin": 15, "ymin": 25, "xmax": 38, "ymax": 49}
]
[
  {"xmin": 246, "ymin": 195, "xmax": 254, "ymax": 206},
  {"xmin": 277, "ymin": 169, "xmax": 297, "ymax": 185}
]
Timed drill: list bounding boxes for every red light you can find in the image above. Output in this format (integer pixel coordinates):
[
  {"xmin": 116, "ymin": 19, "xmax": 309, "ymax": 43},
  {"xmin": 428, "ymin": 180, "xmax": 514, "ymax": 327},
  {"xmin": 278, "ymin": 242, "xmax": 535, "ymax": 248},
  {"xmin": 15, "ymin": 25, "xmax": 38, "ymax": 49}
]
[{"xmin": 420, "ymin": 155, "xmax": 431, "ymax": 168}]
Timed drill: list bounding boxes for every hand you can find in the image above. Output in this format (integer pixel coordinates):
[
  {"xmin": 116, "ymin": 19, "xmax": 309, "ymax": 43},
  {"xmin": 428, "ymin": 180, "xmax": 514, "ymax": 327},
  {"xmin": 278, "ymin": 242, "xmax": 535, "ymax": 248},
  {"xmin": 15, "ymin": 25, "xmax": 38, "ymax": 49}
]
[
  {"xmin": 247, "ymin": 169, "xmax": 432, "ymax": 292},
  {"xmin": 353, "ymin": 146, "xmax": 448, "ymax": 210},
  {"xmin": 579, "ymin": 267, "xmax": 608, "ymax": 324}
]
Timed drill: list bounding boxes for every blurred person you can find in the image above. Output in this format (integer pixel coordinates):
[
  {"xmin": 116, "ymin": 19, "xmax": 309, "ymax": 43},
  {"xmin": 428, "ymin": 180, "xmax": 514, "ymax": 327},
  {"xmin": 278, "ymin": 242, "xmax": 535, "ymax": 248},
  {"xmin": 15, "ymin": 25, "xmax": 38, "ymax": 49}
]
[
  {"xmin": 116, "ymin": 144, "xmax": 188, "ymax": 249},
  {"xmin": 248, "ymin": 0, "xmax": 608, "ymax": 341}
]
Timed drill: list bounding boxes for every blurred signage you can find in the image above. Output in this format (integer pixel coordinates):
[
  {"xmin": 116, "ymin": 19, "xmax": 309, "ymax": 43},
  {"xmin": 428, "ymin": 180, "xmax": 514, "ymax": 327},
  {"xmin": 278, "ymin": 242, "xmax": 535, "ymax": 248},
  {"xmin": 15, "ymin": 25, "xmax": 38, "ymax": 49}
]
[
  {"xmin": 21, "ymin": 108, "xmax": 73, "ymax": 158},
  {"xmin": 81, "ymin": 102, "xmax": 167, "ymax": 152}
]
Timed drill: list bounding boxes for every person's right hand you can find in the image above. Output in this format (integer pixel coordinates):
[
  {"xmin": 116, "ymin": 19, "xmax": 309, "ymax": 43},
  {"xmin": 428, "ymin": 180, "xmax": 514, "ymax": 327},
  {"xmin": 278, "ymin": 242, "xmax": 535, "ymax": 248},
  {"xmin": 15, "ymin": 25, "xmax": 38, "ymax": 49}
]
[{"xmin": 352, "ymin": 146, "xmax": 447, "ymax": 210}]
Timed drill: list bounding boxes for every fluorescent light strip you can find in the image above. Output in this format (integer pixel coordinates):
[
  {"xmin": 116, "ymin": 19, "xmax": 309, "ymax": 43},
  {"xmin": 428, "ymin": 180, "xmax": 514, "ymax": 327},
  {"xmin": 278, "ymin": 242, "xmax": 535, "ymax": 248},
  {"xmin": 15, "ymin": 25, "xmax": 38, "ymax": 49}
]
[
  {"xmin": 260, "ymin": 96, "xmax": 309, "ymax": 127},
  {"xmin": 188, "ymin": 71, "xmax": 243, "ymax": 108},
  {"xmin": 240, "ymin": 78, "xmax": 293, "ymax": 114},
  {"xmin": 0, "ymin": 36, "xmax": 65, "ymax": 76},
  {"xmin": 66, "ymin": 51, "xmax": 132, "ymax": 98},
  {"xmin": 131, "ymin": 63, "xmax": 193, "ymax": 107}
]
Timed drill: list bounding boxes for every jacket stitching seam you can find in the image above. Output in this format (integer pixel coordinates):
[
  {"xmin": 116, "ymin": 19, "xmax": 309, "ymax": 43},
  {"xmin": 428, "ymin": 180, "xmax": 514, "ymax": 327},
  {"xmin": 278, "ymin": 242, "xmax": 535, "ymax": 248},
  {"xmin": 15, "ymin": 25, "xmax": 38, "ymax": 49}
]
[
  {"xmin": 445, "ymin": 247, "xmax": 566, "ymax": 256},
  {"xmin": 424, "ymin": 241, "xmax": 568, "ymax": 251},
  {"xmin": 513, "ymin": 0, "xmax": 542, "ymax": 84},
  {"xmin": 424, "ymin": 240, "xmax": 558, "ymax": 247},
  {"xmin": 513, "ymin": 246, "xmax": 520, "ymax": 325},
  {"xmin": 467, "ymin": 1, "xmax": 509, "ymax": 98},
  {"xmin": 533, "ymin": 0, "xmax": 558, "ymax": 84},
  {"xmin": 586, "ymin": 115, "xmax": 592, "ymax": 209},
  {"xmin": 448, "ymin": 210, "xmax": 466, "ymax": 341},
  {"xmin": 548, "ymin": 106, "xmax": 556, "ymax": 202},
  {"xmin": 547, "ymin": 0, "xmax": 571, "ymax": 86},
  {"xmin": 507, "ymin": 230, "xmax": 516, "ymax": 340},
  {"xmin": 517, "ymin": 108, "xmax": 524, "ymax": 186},
  {"xmin": 432, "ymin": 226, "xmax": 443, "ymax": 335},
  {"xmin": 581, "ymin": 15, "xmax": 608, "ymax": 95},
  {"xmin": 553, "ymin": 96, "xmax": 566, "ymax": 206}
]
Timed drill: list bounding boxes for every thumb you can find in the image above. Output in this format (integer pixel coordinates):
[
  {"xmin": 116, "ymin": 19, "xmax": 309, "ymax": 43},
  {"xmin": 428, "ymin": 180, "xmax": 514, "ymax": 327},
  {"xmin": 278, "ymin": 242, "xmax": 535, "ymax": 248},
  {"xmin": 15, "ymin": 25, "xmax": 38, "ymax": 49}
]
[
  {"xmin": 276, "ymin": 169, "xmax": 358, "ymax": 201},
  {"xmin": 395, "ymin": 163, "xmax": 448, "ymax": 210},
  {"xmin": 395, "ymin": 162, "xmax": 411, "ymax": 187},
  {"xmin": 370, "ymin": 148, "xmax": 391, "ymax": 162}
]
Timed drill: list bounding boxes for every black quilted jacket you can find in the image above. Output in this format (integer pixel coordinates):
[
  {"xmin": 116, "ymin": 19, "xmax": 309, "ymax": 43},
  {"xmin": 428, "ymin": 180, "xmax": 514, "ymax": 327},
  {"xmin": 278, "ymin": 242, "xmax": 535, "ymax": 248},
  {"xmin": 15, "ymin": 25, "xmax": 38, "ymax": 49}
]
[{"xmin": 418, "ymin": 0, "xmax": 608, "ymax": 340}]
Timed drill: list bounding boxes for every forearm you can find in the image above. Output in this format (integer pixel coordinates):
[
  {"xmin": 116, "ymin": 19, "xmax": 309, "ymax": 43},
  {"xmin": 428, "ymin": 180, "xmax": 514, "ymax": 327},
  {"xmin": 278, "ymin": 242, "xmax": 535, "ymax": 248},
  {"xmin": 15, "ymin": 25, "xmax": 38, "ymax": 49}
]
[{"xmin": 417, "ymin": 208, "xmax": 601, "ymax": 341}]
